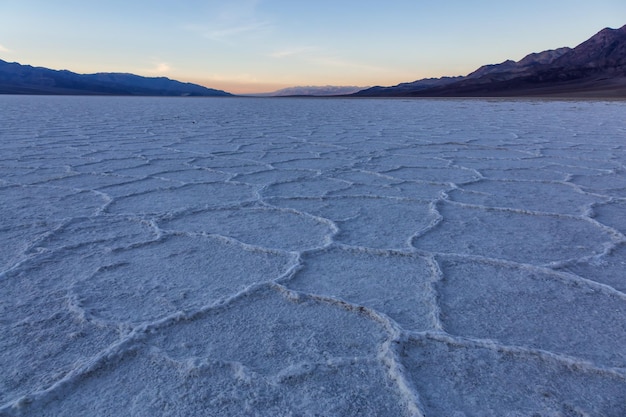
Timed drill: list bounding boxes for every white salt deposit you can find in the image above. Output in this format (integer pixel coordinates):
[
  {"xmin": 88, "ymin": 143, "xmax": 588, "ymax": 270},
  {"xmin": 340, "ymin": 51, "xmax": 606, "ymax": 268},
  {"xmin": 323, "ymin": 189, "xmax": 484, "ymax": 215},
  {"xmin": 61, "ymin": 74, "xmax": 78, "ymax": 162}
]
[{"xmin": 1, "ymin": 96, "xmax": 625, "ymax": 416}]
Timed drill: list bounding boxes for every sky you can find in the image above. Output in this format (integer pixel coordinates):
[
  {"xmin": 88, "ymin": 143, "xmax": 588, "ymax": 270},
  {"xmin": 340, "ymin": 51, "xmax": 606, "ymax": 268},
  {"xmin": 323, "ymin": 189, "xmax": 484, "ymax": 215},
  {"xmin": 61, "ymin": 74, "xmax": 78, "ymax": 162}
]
[{"xmin": 1, "ymin": 1, "xmax": 625, "ymax": 94}]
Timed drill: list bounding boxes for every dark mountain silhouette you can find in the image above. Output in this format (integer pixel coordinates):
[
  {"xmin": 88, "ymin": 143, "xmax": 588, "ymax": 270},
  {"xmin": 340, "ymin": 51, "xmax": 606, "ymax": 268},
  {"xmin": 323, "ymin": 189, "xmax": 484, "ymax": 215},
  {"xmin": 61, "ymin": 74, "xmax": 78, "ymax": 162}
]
[
  {"xmin": 353, "ymin": 76, "xmax": 463, "ymax": 96},
  {"xmin": 354, "ymin": 24, "xmax": 626, "ymax": 98},
  {"xmin": 0, "ymin": 59, "xmax": 232, "ymax": 96},
  {"xmin": 465, "ymin": 47, "xmax": 572, "ymax": 80}
]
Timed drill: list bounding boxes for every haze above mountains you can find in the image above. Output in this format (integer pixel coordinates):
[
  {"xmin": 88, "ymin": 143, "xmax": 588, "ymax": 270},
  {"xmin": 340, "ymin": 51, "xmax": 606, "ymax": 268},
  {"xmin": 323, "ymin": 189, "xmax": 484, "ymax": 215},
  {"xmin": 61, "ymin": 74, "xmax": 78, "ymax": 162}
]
[
  {"xmin": 1, "ymin": 24, "xmax": 625, "ymax": 97},
  {"xmin": 253, "ymin": 85, "xmax": 366, "ymax": 97}
]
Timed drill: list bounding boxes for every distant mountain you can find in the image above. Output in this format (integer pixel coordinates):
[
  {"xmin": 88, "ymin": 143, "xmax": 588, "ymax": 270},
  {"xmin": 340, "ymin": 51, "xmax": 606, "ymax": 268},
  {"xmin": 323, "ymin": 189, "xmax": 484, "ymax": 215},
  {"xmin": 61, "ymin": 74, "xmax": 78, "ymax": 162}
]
[
  {"xmin": 256, "ymin": 85, "xmax": 367, "ymax": 96},
  {"xmin": 354, "ymin": 24, "xmax": 626, "ymax": 98},
  {"xmin": 0, "ymin": 59, "xmax": 232, "ymax": 96},
  {"xmin": 355, "ymin": 76, "xmax": 463, "ymax": 96},
  {"xmin": 465, "ymin": 47, "xmax": 572, "ymax": 79}
]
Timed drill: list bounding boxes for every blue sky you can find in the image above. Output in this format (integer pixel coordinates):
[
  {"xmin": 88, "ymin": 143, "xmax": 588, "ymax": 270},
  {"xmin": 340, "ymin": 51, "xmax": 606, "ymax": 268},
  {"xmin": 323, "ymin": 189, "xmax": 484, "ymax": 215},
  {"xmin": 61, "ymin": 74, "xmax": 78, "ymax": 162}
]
[{"xmin": 1, "ymin": 0, "xmax": 625, "ymax": 93}]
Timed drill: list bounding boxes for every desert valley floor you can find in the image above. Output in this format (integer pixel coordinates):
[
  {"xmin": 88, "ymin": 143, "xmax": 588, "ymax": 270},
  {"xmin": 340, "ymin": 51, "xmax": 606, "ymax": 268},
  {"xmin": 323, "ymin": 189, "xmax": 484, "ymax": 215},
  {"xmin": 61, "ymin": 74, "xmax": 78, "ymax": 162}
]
[{"xmin": 1, "ymin": 96, "xmax": 625, "ymax": 416}]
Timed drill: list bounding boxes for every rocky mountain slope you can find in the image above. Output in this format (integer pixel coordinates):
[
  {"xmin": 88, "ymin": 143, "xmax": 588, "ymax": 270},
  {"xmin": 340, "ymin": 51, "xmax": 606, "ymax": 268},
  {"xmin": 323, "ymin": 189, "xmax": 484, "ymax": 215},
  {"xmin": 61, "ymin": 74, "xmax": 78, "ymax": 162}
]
[
  {"xmin": 355, "ymin": 25, "xmax": 626, "ymax": 97},
  {"xmin": 0, "ymin": 60, "xmax": 232, "ymax": 96}
]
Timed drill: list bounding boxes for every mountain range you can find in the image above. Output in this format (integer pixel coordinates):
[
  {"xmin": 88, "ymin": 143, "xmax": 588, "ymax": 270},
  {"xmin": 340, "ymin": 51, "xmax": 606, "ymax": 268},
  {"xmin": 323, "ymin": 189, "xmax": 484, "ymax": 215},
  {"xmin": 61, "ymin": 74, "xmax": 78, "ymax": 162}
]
[
  {"xmin": 354, "ymin": 24, "xmax": 626, "ymax": 98},
  {"xmin": 255, "ymin": 85, "xmax": 367, "ymax": 97},
  {"xmin": 0, "ymin": 60, "xmax": 231, "ymax": 96},
  {"xmin": 2, "ymin": 24, "xmax": 625, "ymax": 98}
]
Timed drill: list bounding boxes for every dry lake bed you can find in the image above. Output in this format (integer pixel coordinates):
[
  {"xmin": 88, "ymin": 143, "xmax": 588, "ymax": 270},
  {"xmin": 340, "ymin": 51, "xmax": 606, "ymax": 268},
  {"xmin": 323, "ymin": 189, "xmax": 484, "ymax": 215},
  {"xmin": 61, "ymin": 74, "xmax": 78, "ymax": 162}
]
[{"xmin": 1, "ymin": 96, "xmax": 625, "ymax": 416}]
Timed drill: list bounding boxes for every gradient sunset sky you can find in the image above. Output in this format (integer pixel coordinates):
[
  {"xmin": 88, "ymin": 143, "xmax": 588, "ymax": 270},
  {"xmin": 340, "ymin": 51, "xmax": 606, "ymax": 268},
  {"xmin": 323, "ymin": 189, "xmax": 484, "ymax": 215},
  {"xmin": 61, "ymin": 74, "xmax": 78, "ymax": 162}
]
[{"xmin": 1, "ymin": 0, "xmax": 625, "ymax": 94}]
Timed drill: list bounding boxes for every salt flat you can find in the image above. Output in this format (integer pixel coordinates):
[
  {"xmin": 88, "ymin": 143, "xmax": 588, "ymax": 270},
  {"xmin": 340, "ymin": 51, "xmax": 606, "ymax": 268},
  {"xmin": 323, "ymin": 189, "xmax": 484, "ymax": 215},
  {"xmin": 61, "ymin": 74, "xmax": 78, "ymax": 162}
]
[{"xmin": 1, "ymin": 96, "xmax": 625, "ymax": 416}]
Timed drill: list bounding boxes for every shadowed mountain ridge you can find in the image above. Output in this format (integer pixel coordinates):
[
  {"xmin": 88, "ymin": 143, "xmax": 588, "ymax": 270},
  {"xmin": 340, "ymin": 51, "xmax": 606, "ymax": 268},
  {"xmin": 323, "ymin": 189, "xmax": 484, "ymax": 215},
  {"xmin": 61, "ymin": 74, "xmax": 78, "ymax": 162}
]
[
  {"xmin": 354, "ymin": 25, "xmax": 626, "ymax": 97},
  {"xmin": 0, "ymin": 60, "xmax": 232, "ymax": 96}
]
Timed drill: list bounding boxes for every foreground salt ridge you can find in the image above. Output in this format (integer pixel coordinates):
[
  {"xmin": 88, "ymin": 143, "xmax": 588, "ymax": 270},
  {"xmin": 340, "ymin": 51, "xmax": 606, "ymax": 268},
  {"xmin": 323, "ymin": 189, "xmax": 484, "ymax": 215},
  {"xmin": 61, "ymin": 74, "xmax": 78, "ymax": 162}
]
[{"xmin": 0, "ymin": 97, "xmax": 625, "ymax": 416}]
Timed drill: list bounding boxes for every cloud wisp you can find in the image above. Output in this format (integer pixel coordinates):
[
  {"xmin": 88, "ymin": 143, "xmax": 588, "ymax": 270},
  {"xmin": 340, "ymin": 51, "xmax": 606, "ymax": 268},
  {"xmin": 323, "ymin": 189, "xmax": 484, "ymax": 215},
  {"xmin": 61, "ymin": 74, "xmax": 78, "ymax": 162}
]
[
  {"xmin": 269, "ymin": 46, "xmax": 319, "ymax": 59},
  {"xmin": 269, "ymin": 45, "xmax": 390, "ymax": 74},
  {"xmin": 142, "ymin": 61, "xmax": 172, "ymax": 75},
  {"xmin": 186, "ymin": 0, "xmax": 273, "ymax": 44},
  {"xmin": 203, "ymin": 20, "xmax": 273, "ymax": 42}
]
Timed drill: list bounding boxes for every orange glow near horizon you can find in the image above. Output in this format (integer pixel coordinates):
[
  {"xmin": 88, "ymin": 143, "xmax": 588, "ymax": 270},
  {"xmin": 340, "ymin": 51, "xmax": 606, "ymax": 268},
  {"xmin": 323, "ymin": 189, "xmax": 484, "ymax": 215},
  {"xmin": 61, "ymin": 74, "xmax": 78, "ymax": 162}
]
[
  {"xmin": 188, "ymin": 78, "xmax": 293, "ymax": 95},
  {"xmin": 3, "ymin": 2, "xmax": 625, "ymax": 96},
  {"xmin": 187, "ymin": 73, "xmax": 442, "ymax": 95}
]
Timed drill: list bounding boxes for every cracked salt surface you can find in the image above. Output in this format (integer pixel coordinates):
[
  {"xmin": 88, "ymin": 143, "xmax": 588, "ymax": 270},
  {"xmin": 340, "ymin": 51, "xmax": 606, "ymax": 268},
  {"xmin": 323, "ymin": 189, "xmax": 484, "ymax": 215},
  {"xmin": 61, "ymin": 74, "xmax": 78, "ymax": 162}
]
[{"xmin": 1, "ymin": 96, "xmax": 625, "ymax": 416}]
